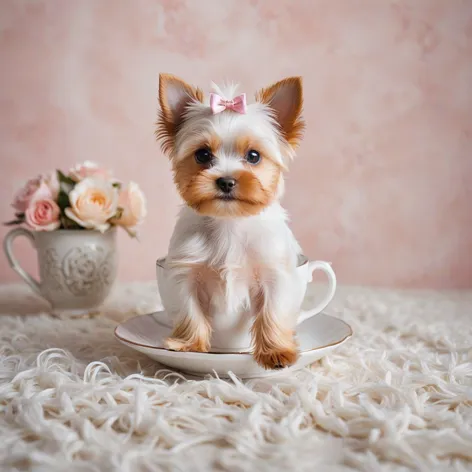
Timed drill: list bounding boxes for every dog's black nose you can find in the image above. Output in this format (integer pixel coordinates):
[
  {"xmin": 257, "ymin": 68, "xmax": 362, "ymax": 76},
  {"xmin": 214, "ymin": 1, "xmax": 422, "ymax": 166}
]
[{"xmin": 216, "ymin": 177, "xmax": 236, "ymax": 194}]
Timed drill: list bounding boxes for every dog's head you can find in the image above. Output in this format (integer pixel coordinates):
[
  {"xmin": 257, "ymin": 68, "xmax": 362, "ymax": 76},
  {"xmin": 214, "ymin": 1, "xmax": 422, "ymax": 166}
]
[{"xmin": 156, "ymin": 74, "xmax": 304, "ymax": 218}]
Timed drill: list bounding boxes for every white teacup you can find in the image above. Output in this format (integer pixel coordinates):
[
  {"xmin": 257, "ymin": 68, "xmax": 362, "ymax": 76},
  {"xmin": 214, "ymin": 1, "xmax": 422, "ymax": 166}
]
[{"xmin": 156, "ymin": 255, "xmax": 337, "ymax": 352}]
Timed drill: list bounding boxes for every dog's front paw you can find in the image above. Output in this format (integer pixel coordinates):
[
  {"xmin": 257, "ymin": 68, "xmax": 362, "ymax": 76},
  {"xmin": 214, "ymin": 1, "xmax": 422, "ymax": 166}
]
[
  {"xmin": 165, "ymin": 336, "xmax": 210, "ymax": 353},
  {"xmin": 253, "ymin": 346, "xmax": 299, "ymax": 370}
]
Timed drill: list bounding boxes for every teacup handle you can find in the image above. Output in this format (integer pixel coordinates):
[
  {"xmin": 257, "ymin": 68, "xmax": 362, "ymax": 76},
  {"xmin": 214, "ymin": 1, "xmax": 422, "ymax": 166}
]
[
  {"xmin": 298, "ymin": 261, "xmax": 337, "ymax": 324},
  {"xmin": 3, "ymin": 227, "xmax": 41, "ymax": 296}
]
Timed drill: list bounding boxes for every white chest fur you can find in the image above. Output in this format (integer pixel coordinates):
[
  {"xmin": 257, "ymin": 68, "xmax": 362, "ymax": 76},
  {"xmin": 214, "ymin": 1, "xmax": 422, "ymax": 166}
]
[
  {"xmin": 168, "ymin": 204, "xmax": 300, "ymax": 265},
  {"xmin": 164, "ymin": 204, "xmax": 302, "ymax": 341}
]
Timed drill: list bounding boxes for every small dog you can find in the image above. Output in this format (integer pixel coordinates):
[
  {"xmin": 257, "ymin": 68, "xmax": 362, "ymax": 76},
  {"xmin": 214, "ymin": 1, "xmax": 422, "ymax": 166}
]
[{"xmin": 156, "ymin": 74, "xmax": 305, "ymax": 369}]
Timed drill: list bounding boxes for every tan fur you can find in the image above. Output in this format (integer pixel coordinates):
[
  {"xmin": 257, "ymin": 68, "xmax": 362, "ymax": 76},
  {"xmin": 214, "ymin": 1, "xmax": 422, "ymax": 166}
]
[
  {"xmin": 173, "ymin": 135, "xmax": 221, "ymax": 199},
  {"xmin": 235, "ymin": 134, "xmax": 288, "ymax": 171},
  {"xmin": 207, "ymin": 135, "xmax": 222, "ymax": 155},
  {"xmin": 173, "ymin": 155, "xmax": 216, "ymax": 208},
  {"xmin": 181, "ymin": 166, "xmax": 281, "ymax": 218},
  {"xmin": 256, "ymin": 77, "xmax": 305, "ymax": 148},
  {"xmin": 250, "ymin": 286, "xmax": 299, "ymax": 369},
  {"xmin": 172, "ymin": 132, "xmax": 282, "ymax": 218},
  {"xmin": 172, "ymin": 137, "xmax": 223, "ymax": 205},
  {"xmin": 165, "ymin": 314, "xmax": 212, "ymax": 352},
  {"xmin": 165, "ymin": 265, "xmax": 213, "ymax": 352},
  {"xmin": 156, "ymin": 74, "xmax": 204, "ymax": 155}
]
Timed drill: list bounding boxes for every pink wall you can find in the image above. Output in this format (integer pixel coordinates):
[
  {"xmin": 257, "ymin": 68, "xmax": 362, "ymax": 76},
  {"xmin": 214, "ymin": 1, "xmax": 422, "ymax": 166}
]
[{"xmin": 1, "ymin": 0, "xmax": 471, "ymax": 289}]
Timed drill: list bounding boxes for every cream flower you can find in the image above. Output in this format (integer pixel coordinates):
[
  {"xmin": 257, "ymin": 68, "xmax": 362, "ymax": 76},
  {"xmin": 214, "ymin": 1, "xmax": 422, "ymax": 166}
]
[
  {"xmin": 65, "ymin": 177, "xmax": 118, "ymax": 232},
  {"xmin": 112, "ymin": 182, "xmax": 147, "ymax": 228},
  {"xmin": 69, "ymin": 161, "xmax": 113, "ymax": 182}
]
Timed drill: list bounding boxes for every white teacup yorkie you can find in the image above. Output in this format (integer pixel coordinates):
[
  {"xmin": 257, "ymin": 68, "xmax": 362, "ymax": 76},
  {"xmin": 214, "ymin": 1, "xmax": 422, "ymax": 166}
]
[{"xmin": 156, "ymin": 74, "xmax": 305, "ymax": 369}]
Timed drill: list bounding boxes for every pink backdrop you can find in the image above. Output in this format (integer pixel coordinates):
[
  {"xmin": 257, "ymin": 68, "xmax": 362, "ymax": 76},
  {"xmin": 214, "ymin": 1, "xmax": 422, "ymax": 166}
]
[{"xmin": 1, "ymin": 0, "xmax": 471, "ymax": 289}]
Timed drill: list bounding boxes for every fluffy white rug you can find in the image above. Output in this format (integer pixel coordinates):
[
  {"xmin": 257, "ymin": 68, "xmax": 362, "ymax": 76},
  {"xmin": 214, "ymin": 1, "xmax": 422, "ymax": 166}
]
[{"xmin": 0, "ymin": 283, "xmax": 471, "ymax": 472}]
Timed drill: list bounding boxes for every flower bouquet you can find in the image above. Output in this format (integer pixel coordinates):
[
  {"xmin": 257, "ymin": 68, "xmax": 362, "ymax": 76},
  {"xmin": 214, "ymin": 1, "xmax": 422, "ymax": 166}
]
[
  {"xmin": 3, "ymin": 162, "xmax": 147, "ymax": 316},
  {"xmin": 5, "ymin": 161, "xmax": 147, "ymax": 236}
]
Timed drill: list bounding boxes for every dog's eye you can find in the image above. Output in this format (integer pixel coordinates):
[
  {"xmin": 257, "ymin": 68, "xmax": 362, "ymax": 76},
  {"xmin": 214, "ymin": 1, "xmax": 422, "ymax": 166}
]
[
  {"xmin": 195, "ymin": 148, "xmax": 212, "ymax": 165},
  {"xmin": 246, "ymin": 150, "xmax": 261, "ymax": 165}
]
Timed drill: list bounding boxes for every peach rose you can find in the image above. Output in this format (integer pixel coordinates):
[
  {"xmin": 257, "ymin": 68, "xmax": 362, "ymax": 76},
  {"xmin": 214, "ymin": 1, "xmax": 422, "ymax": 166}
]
[
  {"xmin": 65, "ymin": 177, "xmax": 119, "ymax": 232},
  {"xmin": 24, "ymin": 182, "xmax": 60, "ymax": 231},
  {"xmin": 11, "ymin": 172, "xmax": 59, "ymax": 213},
  {"xmin": 112, "ymin": 182, "xmax": 147, "ymax": 228},
  {"xmin": 69, "ymin": 161, "xmax": 113, "ymax": 182}
]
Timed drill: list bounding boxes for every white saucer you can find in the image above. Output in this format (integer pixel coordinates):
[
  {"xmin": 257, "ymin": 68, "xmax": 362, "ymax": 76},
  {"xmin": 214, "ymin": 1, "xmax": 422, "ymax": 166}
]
[{"xmin": 115, "ymin": 311, "xmax": 352, "ymax": 379}]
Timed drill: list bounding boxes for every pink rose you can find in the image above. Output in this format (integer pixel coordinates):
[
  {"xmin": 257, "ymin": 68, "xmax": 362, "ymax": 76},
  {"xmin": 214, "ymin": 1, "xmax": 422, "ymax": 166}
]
[
  {"xmin": 12, "ymin": 172, "xmax": 59, "ymax": 213},
  {"xmin": 24, "ymin": 182, "xmax": 61, "ymax": 231},
  {"xmin": 12, "ymin": 176, "xmax": 42, "ymax": 213},
  {"xmin": 69, "ymin": 161, "xmax": 113, "ymax": 182}
]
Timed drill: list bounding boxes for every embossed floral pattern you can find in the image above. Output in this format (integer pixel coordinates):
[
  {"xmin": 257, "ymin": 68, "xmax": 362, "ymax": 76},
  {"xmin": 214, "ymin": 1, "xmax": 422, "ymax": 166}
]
[
  {"xmin": 61, "ymin": 247, "xmax": 116, "ymax": 296},
  {"xmin": 42, "ymin": 248, "xmax": 63, "ymax": 293}
]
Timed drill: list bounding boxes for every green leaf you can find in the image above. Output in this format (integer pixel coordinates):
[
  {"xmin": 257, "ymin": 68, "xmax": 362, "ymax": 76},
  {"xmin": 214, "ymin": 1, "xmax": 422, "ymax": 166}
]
[
  {"xmin": 57, "ymin": 169, "xmax": 75, "ymax": 186},
  {"xmin": 57, "ymin": 170, "xmax": 75, "ymax": 193},
  {"xmin": 112, "ymin": 182, "xmax": 122, "ymax": 189},
  {"xmin": 60, "ymin": 214, "xmax": 83, "ymax": 230},
  {"xmin": 57, "ymin": 190, "xmax": 70, "ymax": 212},
  {"xmin": 4, "ymin": 213, "xmax": 25, "ymax": 225},
  {"xmin": 3, "ymin": 219, "xmax": 24, "ymax": 226},
  {"xmin": 122, "ymin": 226, "xmax": 138, "ymax": 239},
  {"xmin": 114, "ymin": 206, "xmax": 124, "ymax": 220}
]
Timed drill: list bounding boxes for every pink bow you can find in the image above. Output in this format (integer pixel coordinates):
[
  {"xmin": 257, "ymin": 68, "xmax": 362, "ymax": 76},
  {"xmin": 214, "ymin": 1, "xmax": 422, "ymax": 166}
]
[{"xmin": 210, "ymin": 93, "xmax": 247, "ymax": 114}]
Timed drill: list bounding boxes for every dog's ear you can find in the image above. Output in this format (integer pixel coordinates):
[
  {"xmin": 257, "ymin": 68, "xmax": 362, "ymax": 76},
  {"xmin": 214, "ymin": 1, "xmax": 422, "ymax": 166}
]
[
  {"xmin": 256, "ymin": 77, "xmax": 304, "ymax": 148},
  {"xmin": 156, "ymin": 74, "xmax": 203, "ymax": 154}
]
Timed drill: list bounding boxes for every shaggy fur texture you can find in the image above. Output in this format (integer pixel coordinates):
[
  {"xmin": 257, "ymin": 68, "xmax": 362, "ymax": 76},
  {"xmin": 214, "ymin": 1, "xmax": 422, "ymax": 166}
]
[{"xmin": 0, "ymin": 283, "xmax": 471, "ymax": 471}]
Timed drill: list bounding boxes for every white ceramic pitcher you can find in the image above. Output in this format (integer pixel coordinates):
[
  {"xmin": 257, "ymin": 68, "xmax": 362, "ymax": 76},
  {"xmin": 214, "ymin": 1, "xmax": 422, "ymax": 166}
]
[{"xmin": 3, "ymin": 228, "xmax": 117, "ymax": 316}]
